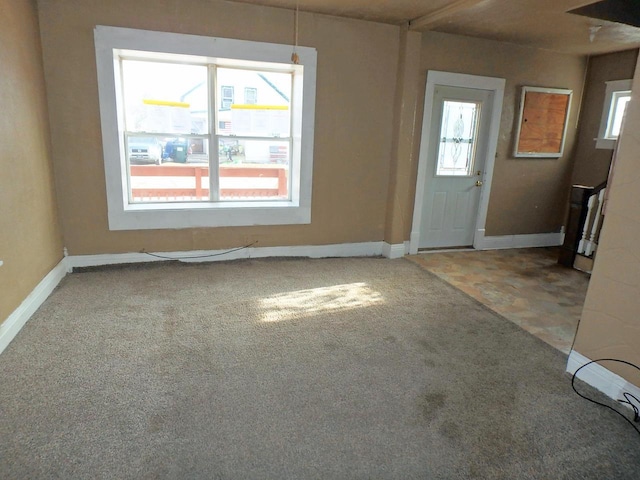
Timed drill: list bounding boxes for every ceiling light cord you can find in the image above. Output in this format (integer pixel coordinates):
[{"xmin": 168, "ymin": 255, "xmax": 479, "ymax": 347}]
[{"xmin": 292, "ymin": 2, "xmax": 300, "ymax": 64}]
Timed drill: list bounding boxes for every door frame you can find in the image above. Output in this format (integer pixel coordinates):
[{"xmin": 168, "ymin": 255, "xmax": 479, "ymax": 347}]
[{"xmin": 409, "ymin": 71, "xmax": 506, "ymax": 254}]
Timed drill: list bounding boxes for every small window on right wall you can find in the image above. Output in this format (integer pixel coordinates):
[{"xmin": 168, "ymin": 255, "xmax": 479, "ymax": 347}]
[{"xmin": 596, "ymin": 79, "xmax": 632, "ymax": 149}]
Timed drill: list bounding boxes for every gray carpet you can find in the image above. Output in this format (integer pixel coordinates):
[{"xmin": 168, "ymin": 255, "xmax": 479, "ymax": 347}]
[{"xmin": 0, "ymin": 257, "xmax": 638, "ymax": 479}]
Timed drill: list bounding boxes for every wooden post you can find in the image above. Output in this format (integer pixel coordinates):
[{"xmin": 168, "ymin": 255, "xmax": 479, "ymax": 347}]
[
  {"xmin": 195, "ymin": 168, "xmax": 203, "ymax": 199},
  {"xmin": 277, "ymin": 168, "xmax": 287, "ymax": 197}
]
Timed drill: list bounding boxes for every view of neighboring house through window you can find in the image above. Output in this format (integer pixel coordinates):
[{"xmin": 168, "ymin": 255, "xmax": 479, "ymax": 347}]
[
  {"xmin": 121, "ymin": 61, "xmax": 292, "ymax": 204},
  {"xmin": 216, "ymin": 68, "xmax": 291, "ymax": 200},
  {"xmin": 121, "ymin": 59, "xmax": 209, "ymax": 199},
  {"xmin": 94, "ymin": 25, "xmax": 317, "ymax": 230}
]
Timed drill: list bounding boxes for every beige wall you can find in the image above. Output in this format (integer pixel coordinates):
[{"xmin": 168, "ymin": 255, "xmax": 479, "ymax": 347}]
[
  {"xmin": 35, "ymin": 0, "xmax": 592, "ymax": 260},
  {"xmin": 0, "ymin": 0, "xmax": 63, "ymax": 323},
  {"xmin": 570, "ymin": 49, "xmax": 638, "ymax": 188},
  {"xmin": 384, "ymin": 28, "xmax": 422, "ymax": 246},
  {"xmin": 572, "ymin": 58, "xmax": 640, "ymax": 386},
  {"xmin": 408, "ymin": 32, "xmax": 587, "ymax": 238},
  {"xmin": 37, "ymin": 0, "xmax": 400, "ymax": 255}
]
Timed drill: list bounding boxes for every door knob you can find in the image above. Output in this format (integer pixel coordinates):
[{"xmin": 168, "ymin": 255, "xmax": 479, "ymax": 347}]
[{"xmin": 475, "ymin": 180, "xmax": 483, "ymax": 187}]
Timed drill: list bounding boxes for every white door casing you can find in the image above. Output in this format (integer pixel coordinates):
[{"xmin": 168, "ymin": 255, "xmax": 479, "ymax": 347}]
[{"xmin": 410, "ymin": 71, "xmax": 505, "ymax": 254}]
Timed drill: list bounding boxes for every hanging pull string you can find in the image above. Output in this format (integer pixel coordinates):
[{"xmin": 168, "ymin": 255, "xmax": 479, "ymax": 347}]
[
  {"xmin": 292, "ymin": 2, "xmax": 300, "ymax": 64},
  {"xmin": 572, "ymin": 358, "xmax": 640, "ymax": 437}
]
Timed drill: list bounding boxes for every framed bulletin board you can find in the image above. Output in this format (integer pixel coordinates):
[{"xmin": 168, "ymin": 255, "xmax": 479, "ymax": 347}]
[{"xmin": 513, "ymin": 86, "xmax": 573, "ymax": 158}]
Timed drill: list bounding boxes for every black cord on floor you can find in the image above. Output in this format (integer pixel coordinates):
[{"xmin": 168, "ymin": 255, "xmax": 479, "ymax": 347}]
[
  {"xmin": 572, "ymin": 358, "xmax": 640, "ymax": 437},
  {"xmin": 140, "ymin": 242, "xmax": 257, "ymax": 261}
]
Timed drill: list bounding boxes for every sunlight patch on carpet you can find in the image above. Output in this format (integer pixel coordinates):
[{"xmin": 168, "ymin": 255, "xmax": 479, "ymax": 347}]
[{"xmin": 259, "ymin": 282, "xmax": 384, "ymax": 322}]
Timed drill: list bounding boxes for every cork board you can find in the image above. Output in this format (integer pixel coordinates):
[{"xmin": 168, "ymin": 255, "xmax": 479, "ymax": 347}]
[{"xmin": 514, "ymin": 87, "xmax": 572, "ymax": 158}]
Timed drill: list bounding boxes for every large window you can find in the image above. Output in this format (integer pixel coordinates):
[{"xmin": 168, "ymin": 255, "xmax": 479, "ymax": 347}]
[
  {"xmin": 94, "ymin": 26, "xmax": 317, "ymax": 230},
  {"xmin": 596, "ymin": 79, "xmax": 632, "ymax": 150}
]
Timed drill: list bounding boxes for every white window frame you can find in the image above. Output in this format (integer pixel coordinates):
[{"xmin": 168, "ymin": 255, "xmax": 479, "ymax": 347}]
[
  {"xmin": 596, "ymin": 79, "xmax": 632, "ymax": 150},
  {"xmin": 94, "ymin": 26, "xmax": 317, "ymax": 231}
]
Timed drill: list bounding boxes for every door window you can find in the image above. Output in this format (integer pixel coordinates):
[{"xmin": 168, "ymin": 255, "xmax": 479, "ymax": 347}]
[{"xmin": 435, "ymin": 100, "xmax": 481, "ymax": 176}]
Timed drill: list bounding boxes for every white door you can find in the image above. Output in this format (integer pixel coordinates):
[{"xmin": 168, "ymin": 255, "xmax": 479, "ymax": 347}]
[{"xmin": 418, "ymin": 86, "xmax": 494, "ymax": 249}]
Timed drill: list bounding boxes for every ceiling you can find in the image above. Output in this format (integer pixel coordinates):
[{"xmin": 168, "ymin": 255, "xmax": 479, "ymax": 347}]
[{"xmin": 226, "ymin": 0, "xmax": 640, "ymax": 55}]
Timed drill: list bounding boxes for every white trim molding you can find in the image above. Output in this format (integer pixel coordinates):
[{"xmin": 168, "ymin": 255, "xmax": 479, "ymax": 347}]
[
  {"xmin": 94, "ymin": 25, "xmax": 317, "ymax": 231},
  {"xmin": 409, "ymin": 232, "xmax": 563, "ymax": 253},
  {"xmin": 567, "ymin": 350, "xmax": 640, "ymax": 412},
  {"xmin": 382, "ymin": 242, "xmax": 407, "ymax": 259},
  {"xmin": 66, "ymin": 241, "xmax": 387, "ymax": 269},
  {"xmin": 0, "ymin": 259, "xmax": 68, "ymax": 355},
  {"xmin": 475, "ymin": 232, "xmax": 564, "ymax": 250},
  {"xmin": 409, "ymin": 71, "xmax": 505, "ymax": 254},
  {"xmin": 513, "ymin": 86, "xmax": 573, "ymax": 158}
]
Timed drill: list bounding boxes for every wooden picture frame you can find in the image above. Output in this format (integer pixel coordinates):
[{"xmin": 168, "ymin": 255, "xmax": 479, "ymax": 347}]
[{"xmin": 513, "ymin": 86, "xmax": 573, "ymax": 158}]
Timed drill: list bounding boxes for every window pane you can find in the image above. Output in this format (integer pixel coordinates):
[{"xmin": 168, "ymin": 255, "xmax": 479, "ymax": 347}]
[
  {"xmin": 216, "ymin": 67, "xmax": 291, "ymax": 137},
  {"xmin": 436, "ymin": 100, "xmax": 481, "ymax": 176},
  {"xmin": 128, "ymin": 136, "xmax": 210, "ymax": 203},
  {"xmin": 218, "ymin": 139, "xmax": 289, "ymax": 201},
  {"xmin": 122, "ymin": 60, "xmax": 208, "ymax": 135},
  {"xmin": 608, "ymin": 93, "xmax": 631, "ymax": 139}
]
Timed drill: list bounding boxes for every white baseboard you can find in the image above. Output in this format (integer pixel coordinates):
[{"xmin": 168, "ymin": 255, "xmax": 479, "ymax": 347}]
[
  {"xmin": 476, "ymin": 232, "xmax": 564, "ymax": 250},
  {"xmin": 0, "ymin": 259, "xmax": 68, "ymax": 355},
  {"xmin": 411, "ymin": 230, "xmax": 562, "ymax": 253},
  {"xmin": 2, "ymin": 241, "xmax": 393, "ymax": 356},
  {"xmin": 567, "ymin": 350, "xmax": 640, "ymax": 412},
  {"xmin": 66, "ymin": 241, "xmax": 387, "ymax": 269},
  {"xmin": 382, "ymin": 242, "xmax": 407, "ymax": 259}
]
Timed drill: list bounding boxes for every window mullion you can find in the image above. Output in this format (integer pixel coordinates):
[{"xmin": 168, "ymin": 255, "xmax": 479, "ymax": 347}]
[{"xmin": 210, "ymin": 65, "xmax": 220, "ymax": 201}]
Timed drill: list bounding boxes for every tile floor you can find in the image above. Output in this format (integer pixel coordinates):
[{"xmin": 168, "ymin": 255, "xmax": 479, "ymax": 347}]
[{"xmin": 407, "ymin": 247, "xmax": 591, "ymax": 354}]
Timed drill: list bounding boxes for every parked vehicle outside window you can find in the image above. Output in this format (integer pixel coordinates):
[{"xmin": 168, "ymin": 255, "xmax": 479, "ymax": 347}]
[{"xmin": 128, "ymin": 136, "xmax": 163, "ymax": 165}]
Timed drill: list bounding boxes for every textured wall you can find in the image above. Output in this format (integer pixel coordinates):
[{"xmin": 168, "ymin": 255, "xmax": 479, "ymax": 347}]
[
  {"xmin": 37, "ymin": 0, "xmax": 399, "ymax": 255},
  {"xmin": 412, "ymin": 31, "xmax": 587, "ymax": 238},
  {"xmin": 572, "ymin": 58, "xmax": 640, "ymax": 385},
  {"xmin": 570, "ymin": 49, "xmax": 638, "ymax": 188},
  {"xmin": 0, "ymin": 0, "xmax": 63, "ymax": 323}
]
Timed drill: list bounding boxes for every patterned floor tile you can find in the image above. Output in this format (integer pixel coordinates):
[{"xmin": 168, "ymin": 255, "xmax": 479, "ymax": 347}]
[{"xmin": 407, "ymin": 247, "xmax": 590, "ymax": 354}]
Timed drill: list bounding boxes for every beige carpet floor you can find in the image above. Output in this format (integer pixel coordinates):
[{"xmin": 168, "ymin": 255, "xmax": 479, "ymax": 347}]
[{"xmin": 0, "ymin": 257, "xmax": 637, "ymax": 479}]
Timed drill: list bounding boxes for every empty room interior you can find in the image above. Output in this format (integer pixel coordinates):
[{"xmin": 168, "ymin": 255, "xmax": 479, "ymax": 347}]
[{"xmin": 3, "ymin": 0, "xmax": 640, "ymax": 477}]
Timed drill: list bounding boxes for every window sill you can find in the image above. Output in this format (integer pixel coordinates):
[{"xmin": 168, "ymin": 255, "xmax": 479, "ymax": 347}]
[
  {"xmin": 109, "ymin": 203, "xmax": 311, "ymax": 230},
  {"xmin": 594, "ymin": 137, "xmax": 616, "ymax": 150},
  {"xmin": 124, "ymin": 199, "xmax": 295, "ymax": 211}
]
